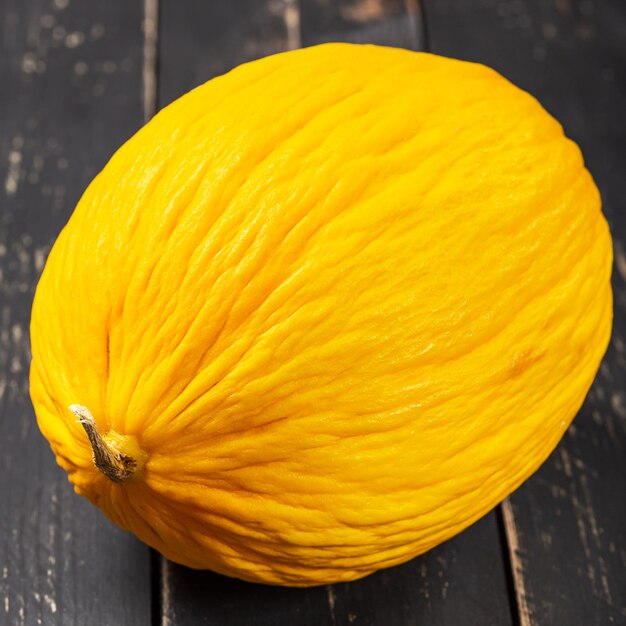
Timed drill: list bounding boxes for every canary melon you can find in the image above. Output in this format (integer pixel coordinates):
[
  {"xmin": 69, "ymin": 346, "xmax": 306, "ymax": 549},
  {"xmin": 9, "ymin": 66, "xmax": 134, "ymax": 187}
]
[{"xmin": 30, "ymin": 43, "xmax": 612, "ymax": 586}]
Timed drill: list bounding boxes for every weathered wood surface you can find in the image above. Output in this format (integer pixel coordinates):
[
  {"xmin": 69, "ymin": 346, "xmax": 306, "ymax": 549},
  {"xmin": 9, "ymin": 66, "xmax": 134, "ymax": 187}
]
[
  {"xmin": 427, "ymin": 0, "xmax": 626, "ymax": 624},
  {"xmin": 157, "ymin": 2, "xmax": 513, "ymax": 625},
  {"xmin": 1, "ymin": 0, "xmax": 624, "ymax": 625},
  {"xmin": 0, "ymin": 1, "xmax": 151, "ymax": 625},
  {"xmin": 160, "ymin": 514, "xmax": 514, "ymax": 626}
]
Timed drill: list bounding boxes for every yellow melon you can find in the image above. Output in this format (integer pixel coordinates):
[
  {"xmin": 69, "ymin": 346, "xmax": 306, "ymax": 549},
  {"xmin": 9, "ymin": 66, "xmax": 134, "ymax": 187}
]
[{"xmin": 30, "ymin": 43, "xmax": 612, "ymax": 586}]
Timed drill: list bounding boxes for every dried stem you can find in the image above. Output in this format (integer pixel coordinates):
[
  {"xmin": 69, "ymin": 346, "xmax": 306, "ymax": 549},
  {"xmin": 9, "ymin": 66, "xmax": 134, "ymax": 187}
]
[{"xmin": 70, "ymin": 404, "xmax": 138, "ymax": 483}]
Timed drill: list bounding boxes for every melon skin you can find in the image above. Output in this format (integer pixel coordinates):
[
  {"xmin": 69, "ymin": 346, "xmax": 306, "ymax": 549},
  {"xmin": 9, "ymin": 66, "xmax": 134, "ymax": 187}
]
[{"xmin": 30, "ymin": 43, "xmax": 612, "ymax": 586}]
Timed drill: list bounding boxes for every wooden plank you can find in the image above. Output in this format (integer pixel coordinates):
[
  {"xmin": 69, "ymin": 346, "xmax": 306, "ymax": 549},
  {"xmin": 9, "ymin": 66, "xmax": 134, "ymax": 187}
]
[
  {"xmin": 317, "ymin": 514, "xmax": 514, "ymax": 626},
  {"xmin": 157, "ymin": 2, "xmax": 514, "ymax": 625},
  {"xmin": 156, "ymin": 3, "xmax": 330, "ymax": 624},
  {"xmin": 427, "ymin": 1, "xmax": 626, "ymax": 624},
  {"xmin": 0, "ymin": 1, "xmax": 152, "ymax": 625},
  {"xmin": 160, "ymin": 517, "xmax": 513, "ymax": 626}
]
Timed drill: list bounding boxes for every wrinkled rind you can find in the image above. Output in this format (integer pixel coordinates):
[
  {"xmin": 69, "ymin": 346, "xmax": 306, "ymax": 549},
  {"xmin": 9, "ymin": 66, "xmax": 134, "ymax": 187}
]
[{"xmin": 30, "ymin": 43, "xmax": 613, "ymax": 586}]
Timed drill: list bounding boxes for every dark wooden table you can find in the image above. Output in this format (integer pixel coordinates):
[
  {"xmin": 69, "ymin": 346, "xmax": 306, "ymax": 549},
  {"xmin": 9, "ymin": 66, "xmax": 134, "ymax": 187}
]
[{"xmin": 1, "ymin": 1, "xmax": 624, "ymax": 624}]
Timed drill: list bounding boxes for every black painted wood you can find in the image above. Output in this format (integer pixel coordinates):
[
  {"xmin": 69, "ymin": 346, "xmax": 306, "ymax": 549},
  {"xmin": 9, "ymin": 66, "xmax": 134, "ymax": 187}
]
[
  {"xmin": 314, "ymin": 514, "xmax": 513, "ymax": 626},
  {"xmin": 156, "ymin": 2, "xmax": 514, "ymax": 625},
  {"xmin": 158, "ymin": 0, "xmax": 298, "ymax": 108},
  {"xmin": 0, "ymin": 1, "xmax": 151, "ymax": 625},
  {"xmin": 299, "ymin": 0, "xmax": 425, "ymax": 50},
  {"xmin": 427, "ymin": 1, "xmax": 626, "ymax": 624}
]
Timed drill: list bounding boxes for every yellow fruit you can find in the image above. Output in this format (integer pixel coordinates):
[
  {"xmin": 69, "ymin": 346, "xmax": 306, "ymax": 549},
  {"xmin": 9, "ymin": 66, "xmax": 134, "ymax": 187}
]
[{"xmin": 30, "ymin": 43, "xmax": 612, "ymax": 586}]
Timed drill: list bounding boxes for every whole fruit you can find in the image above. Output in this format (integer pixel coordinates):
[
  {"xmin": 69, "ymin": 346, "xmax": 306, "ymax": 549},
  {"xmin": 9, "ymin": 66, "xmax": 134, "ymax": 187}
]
[{"xmin": 30, "ymin": 43, "xmax": 612, "ymax": 586}]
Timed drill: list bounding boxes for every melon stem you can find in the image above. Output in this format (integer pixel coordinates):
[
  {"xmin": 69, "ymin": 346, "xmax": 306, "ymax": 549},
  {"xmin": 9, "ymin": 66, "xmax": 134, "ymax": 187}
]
[{"xmin": 69, "ymin": 404, "xmax": 139, "ymax": 483}]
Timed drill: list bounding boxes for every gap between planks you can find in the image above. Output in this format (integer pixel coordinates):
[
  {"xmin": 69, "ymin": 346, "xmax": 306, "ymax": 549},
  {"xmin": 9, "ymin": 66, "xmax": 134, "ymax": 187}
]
[
  {"xmin": 405, "ymin": 0, "xmax": 430, "ymax": 51},
  {"xmin": 157, "ymin": 557, "xmax": 172, "ymax": 626},
  {"xmin": 144, "ymin": 2, "xmax": 164, "ymax": 624},
  {"xmin": 500, "ymin": 499, "xmax": 533, "ymax": 626}
]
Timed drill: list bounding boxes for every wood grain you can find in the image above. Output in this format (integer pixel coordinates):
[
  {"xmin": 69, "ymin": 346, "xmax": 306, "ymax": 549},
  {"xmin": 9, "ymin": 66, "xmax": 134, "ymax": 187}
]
[
  {"xmin": 0, "ymin": 1, "xmax": 151, "ymax": 624},
  {"xmin": 427, "ymin": 0, "xmax": 626, "ymax": 623},
  {"xmin": 156, "ymin": 2, "xmax": 514, "ymax": 625}
]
